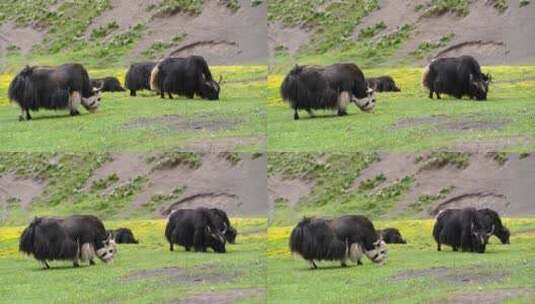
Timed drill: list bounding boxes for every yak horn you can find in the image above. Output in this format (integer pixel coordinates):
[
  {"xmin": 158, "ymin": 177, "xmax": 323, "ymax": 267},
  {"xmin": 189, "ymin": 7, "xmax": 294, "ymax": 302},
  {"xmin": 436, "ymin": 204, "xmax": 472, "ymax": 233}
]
[
  {"xmin": 222, "ymin": 223, "xmax": 228, "ymax": 234},
  {"xmin": 487, "ymin": 225, "xmax": 495, "ymax": 237}
]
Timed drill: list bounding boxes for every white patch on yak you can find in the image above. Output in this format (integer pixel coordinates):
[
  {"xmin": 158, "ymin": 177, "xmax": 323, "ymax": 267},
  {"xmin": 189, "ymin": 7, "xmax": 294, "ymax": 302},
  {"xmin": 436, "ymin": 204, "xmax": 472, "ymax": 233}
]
[
  {"xmin": 69, "ymin": 91, "xmax": 81, "ymax": 112},
  {"xmin": 80, "ymin": 243, "xmax": 96, "ymax": 262},
  {"xmin": 338, "ymin": 91, "xmax": 351, "ymax": 112},
  {"xmin": 352, "ymin": 88, "xmax": 376, "ymax": 112},
  {"xmin": 348, "ymin": 243, "xmax": 364, "ymax": 264}
]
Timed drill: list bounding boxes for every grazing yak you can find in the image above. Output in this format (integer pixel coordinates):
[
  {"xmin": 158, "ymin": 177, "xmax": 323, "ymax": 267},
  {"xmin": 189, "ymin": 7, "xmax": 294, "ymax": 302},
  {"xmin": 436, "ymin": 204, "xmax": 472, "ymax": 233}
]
[
  {"xmin": 108, "ymin": 228, "xmax": 139, "ymax": 244},
  {"xmin": 90, "ymin": 77, "xmax": 125, "ymax": 92},
  {"xmin": 422, "ymin": 55, "xmax": 491, "ymax": 100},
  {"xmin": 477, "ymin": 208, "xmax": 510, "ymax": 244},
  {"xmin": 150, "ymin": 55, "xmax": 221, "ymax": 100},
  {"xmin": 124, "ymin": 61, "xmax": 157, "ymax": 96},
  {"xmin": 19, "ymin": 215, "xmax": 116, "ymax": 269},
  {"xmin": 8, "ymin": 64, "xmax": 101, "ymax": 121},
  {"xmin": 165, "ymin": 208, "xmax": 229, "ymax": 253},
  {"xmin": 280, "ymin": 63, "xmax": 376, "ymax": 120},
  {"xmin": 377, "ymin": 228, "xmax": 407, "ymax": 244},
  {"xmin": 433, "ymin": 208, "xmax": 494, "ymax": 253},
  {"xmin": 367, "ymin": 76, "xmax": 401, "ymax": 92},
  {"xmin": 289, "ymin": 215, "xmax": 387, "ymax": 269}
]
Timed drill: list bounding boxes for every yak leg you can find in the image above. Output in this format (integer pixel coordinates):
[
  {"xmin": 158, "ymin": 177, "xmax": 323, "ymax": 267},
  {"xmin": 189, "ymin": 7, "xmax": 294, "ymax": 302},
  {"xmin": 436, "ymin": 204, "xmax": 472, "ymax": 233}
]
[
  {"xmin": 436, "ymin": 92, "xmax": 441, "ymax": 100},
  {"xmin": 357, "ymin": 259, "xmax": 363, "ymax": 265},
  {"xmin": 130, "ymin": 90, "xmax": 136, "ymax": 97},
  {"xmin": 19, "ymin": 108, "xmax": 31, "ymax": 121},
  {"xmin": 337, "ymin": 91, "xmax": 350, "ymax": 116},
  {"xmin": 193, "ymin": 229, "xmax": 205, "ymax": 252},
  {"xmin": 89, "ymin": 259, "xmax": 95, "ymax": 266},
  {"xmin": 160, "ymin": 91, "xmax": 165, "ymax": 99},
  {"xmin": 294, "ymin": 108, "xmax": 300, "ymax": 120},
  {"xmin": 185, "ymin": 247, "xmax": 191, "ymax": 252},
  {"xmin": 309, "ymin": 260, "xmax": 318, "ymax": 269},
  {"xmin": 40, "ymin": 260, "xmax": 50, "ymax": 270},
  {"xmin": 169, "ymin": 242, "xmax": 174, "ymax": 252},
  {"xmin": 73, "ymin": 256, "xmax": 80, "ymax": 268},
  {"xmin": 69, "ymin": 92, "xmax": 81, "ymax": 116},
  {"xmin": 306, "ymin": 109, "xmax": 315, "ymax": 118},
  {"xmin": 168, "ymin": 92, "xmax": 173, "ymax": 99}
]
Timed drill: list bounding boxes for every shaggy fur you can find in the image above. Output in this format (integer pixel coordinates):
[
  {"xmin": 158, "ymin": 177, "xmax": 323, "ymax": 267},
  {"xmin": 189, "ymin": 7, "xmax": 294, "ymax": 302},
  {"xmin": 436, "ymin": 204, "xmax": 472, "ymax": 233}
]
[
  {"xmin": 377, "ymin": 228, "xmax": 407, "ymax": 244},
  {"xmin": 165, "ymin": 208, "xmax": 227, "ymax": 253},
  {"xmin": 422, "ymin": 55, "xmax": 491, "ymax": 100},
  {"xmin": 366, "ymin": 76, "xmax": 401, "ymax": 92},
  {"xmin": 280, "ymin": 63, "xmax": 376, "ymax": 120},
  {"xmin": 289, "ymin": 215, "xmax": 387, "ymax": 269},
  {"xmin": 19, "ymin": 215, "xmax": 116, "ymax": 269},
  {"xmin": 90, "ymin": 77, "xmax": 125, "ymax": 92},
  {"xmin": 8, "ymin": 64, "xmax": 100, "ymax": 120},
  {"xmin": 149, "ymin": 56, "xmax": 220, "ymax": 100},
  {"xmin": 433, "ymin": 208, "xmax": 492, "ymax": 253},
  {"xmin": 108, "ymin": 228, "xmax": 139, "ymax": 244},
  {"xmin": 124, "ymin": 61, "xmax": 157, "ymax": 96}
]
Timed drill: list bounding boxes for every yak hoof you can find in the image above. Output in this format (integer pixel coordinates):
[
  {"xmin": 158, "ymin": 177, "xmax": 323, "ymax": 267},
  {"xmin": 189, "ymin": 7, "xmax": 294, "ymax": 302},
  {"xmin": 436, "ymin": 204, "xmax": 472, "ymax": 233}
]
[
  {"xmin": 341, "ymin": 262, "xmax": 347, "ymax": 267},
  {"xmin": 19, "ymin": 115, "xmax": 25, "ymax": 121},
  {"xmin": 294, "ymin": 112, "xmax": 299, "ymax": 120},
  {"xmin": 357, "ymin": 260, "xmax": 363, "ymax": 266},
  {"xmin": 89, "ymin": 260, "xmax": 95, "ymax": 266},
  {"xmin": 337, "ymin": 111, "xmax": 347, "ymax": 116},
  {"xmin": 70, "ymin": 110, "xmax": 80, "ymax": 116},
  {"xmin": 73, "ymin": 262, "xmax": 80, "ymax": 268}
]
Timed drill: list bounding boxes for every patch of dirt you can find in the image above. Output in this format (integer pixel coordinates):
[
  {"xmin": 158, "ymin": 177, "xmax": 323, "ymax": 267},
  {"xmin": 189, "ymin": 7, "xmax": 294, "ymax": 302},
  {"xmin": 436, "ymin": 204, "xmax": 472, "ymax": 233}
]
[
  {"xmin": 268, "ymin": 175, "xmax": 313, "ymax": 209},
  {"xmin": 0, "ymin": 174, "xmax": 46, "ymax": 209},
  {"xmin": 182, "ymin": 136, "xmax": 266, "ymax": 153},
  {"xmin": 351, "ymin": 153, "xmax": 420, "ymax": 192},
  {"xmin": 392, "ymin": 1, "xmax": 535, "ymax": 65},
  {"xmin": 0, "ymin": 21, "xmax": 45, "ymax": 54},
  {"xmin": 268, "ymin": 21, "xmax": 311, "ymax": 57},
  {"xmin": 129, "ymin": 0, "xmax": 267, "ymax": 64},
  {"xmin": 452, "ymin": 136, "xmax": 535, "ymax": 153},
  {"xmin": 122, "ymin": 114, "xmax": 242, "ymax": 134},
  {"xmin": 174, "ymin": 288, "xmax": 265, "ymax": 304},
  {"xmin": 123, "ymin": 265, "xmax": 238, "ymax": 285},
  {"xmin": 83, "ymin": 153, "xmax": 151, "ymax": 192},
  {"xmin": 365, "ymin": 153, "xmax": 535, "ymax": 217},
  {"xmin": 394, "ymin": 114, "xmax": 511, "ymax": 132},
  {"xmin": 393, "ymin": 266, "xmax": 509, "ymax": 285},
  {"xmin": 441, "ymin": 288, "xmax": 535, "ymax": 304},
  {"xmin": 85, "ymin": 0, "xmax": 159, "ymax": 39},
  {"xmin": 130, "ymin": 153, "xmax": 268, "ymax": 217}
]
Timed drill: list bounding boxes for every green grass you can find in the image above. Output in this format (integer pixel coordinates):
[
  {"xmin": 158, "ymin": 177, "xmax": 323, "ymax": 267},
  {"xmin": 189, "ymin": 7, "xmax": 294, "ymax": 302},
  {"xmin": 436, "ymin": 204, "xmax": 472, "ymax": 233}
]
[
  {"xmin": 0, "ymin": 65, "xmax": 267, "ymax": 152},
  {"xmin": 0, "ymin": 218, "xmax": 267, "ymax": 303},
  {"xmin": 267, "ymin": 66, "xmax": 535, "ymax": 152},
  {"xmin": 267, "ymin": 218, "xmax": 535, "ymax": 303}
]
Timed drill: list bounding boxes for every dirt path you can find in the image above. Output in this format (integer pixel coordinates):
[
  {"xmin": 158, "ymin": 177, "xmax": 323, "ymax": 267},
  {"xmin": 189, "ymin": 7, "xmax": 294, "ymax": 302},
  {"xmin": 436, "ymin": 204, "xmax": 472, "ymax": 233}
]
[{"xmin": 0, "ymin": 174, "xmax": 46, "ymax": 209}]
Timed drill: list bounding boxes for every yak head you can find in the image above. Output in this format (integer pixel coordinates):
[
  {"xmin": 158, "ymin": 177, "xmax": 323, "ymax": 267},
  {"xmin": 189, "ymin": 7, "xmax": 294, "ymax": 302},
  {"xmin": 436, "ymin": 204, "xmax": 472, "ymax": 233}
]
[
  {"xmin": 364, "ymin": 240, "xmax": 387, "ymax": 265},
  {"xmin": 222, "ymin": 223, "xmax": 238, "ymax": 244},
  {"xmin": 199, "ymin": 75, "xmax": 222, "ymax": 100},
  {"xmin": 205, "ymin": 225, "xmax": 227, "ymax": 253},
  {"xmin": 81, "ymin": 88, "xmax": 102, "ymax": 112},
  {"xmin": 96, "ymin": 234, "xmax": 117, "ymax": 263},
  {"xmin": 471, "ymin": 223, "xmax": 493, "ymax": 253},
  {"xmin": 497, "ymin": 227, "xmax": 510, "ymax": 244},
  {"xmin": 469, "ymin": 73, "xmax": 489, "ymax": 100},
  {"xmin": 352, "ymin": 87, "xmax": 376, "ymax": 112}
]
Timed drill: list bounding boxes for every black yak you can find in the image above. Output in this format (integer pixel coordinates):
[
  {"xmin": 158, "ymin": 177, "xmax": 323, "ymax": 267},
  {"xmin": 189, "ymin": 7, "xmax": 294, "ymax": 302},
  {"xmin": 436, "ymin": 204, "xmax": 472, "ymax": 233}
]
[
  {"xmin": 124, "ymin": 61, "xmax": 157, "ymax": 96},
  {"xmin": 422, "ymin": 55, "xmax": 491, "ymax": 100},
  {"xmin": 289, "ymin": 215, "xmax": 387, "ymax": 269},
  {"xmin": 90, "ymin": 77, "xmax": 126, "ymax": 92},
  {"xmin": 377, "ymin": 228, "xmax": 407, "ymax": 244},
  {"xmin": 150, "ymin": 56, "xmax": 221, "ymax": 100},
  {"xmin": 433, "ymin": 208, "xmax": 493, "ymax": 253},
  {"xmin": 8, "ymin": 64, "xmax": 101, "ymax": 121},
  {"xmin": 165, "ymin": 208, "xmax": 227, "ymax": 253},
  {"xmin": 208, "ymin": 208, "xmax": 237, "ymax": 244},
  {"xmin": 366, "ymin": 76, "xmax": 401, "ymax": 92},
  {"xmin": 477, "ymin": 208, "xmax": 510, "ymax": 244},
  {"xmin": 19, "ymin": 215, "xmax": 116, "ymax": 269},
  {"xmin": 280, "ymin": 63, "xmax": 376, "ymax": 120},
  {"xmin": 108, "ymin": 228, "xmax": 139, "ymax": 244}
]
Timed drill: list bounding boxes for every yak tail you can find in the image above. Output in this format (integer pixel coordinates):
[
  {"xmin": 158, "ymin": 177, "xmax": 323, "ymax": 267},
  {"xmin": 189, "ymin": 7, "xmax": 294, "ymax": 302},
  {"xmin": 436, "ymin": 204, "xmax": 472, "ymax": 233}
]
[
  {"xmin": 149, "ymin": 64, "xmax": 160, "ymax": 92},
  {"xmin": 421, "ymin": 65, "xmax": 432, "ymax": 90},
  {"xmin": 164, "ymin": 219, "xmax": 175, "ymax": 243},
  {"xmin": 19, "ymin": 217, "xmax": 41, "ymax": 255},
  {"xmin": 8, "ymin": 66, "xmax": 33, "ymax": 104}
]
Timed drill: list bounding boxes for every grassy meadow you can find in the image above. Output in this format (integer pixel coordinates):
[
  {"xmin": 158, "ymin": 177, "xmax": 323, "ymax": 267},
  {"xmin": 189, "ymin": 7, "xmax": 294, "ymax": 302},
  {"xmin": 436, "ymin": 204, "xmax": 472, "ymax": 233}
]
[
  {"xmin": 0, "ymin": 65, "xmax": 266, "ymax": 152},
  {"xmin": 0, "ymin": 218, "xmax": 267, "ymax": 304},
  {"xmin": 267, "ymin": 66, "xmax": 535, "ymax": 152},
  {"xmin": 267, "ymin": 218, "xmax": 535, "ymax": 303}
]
